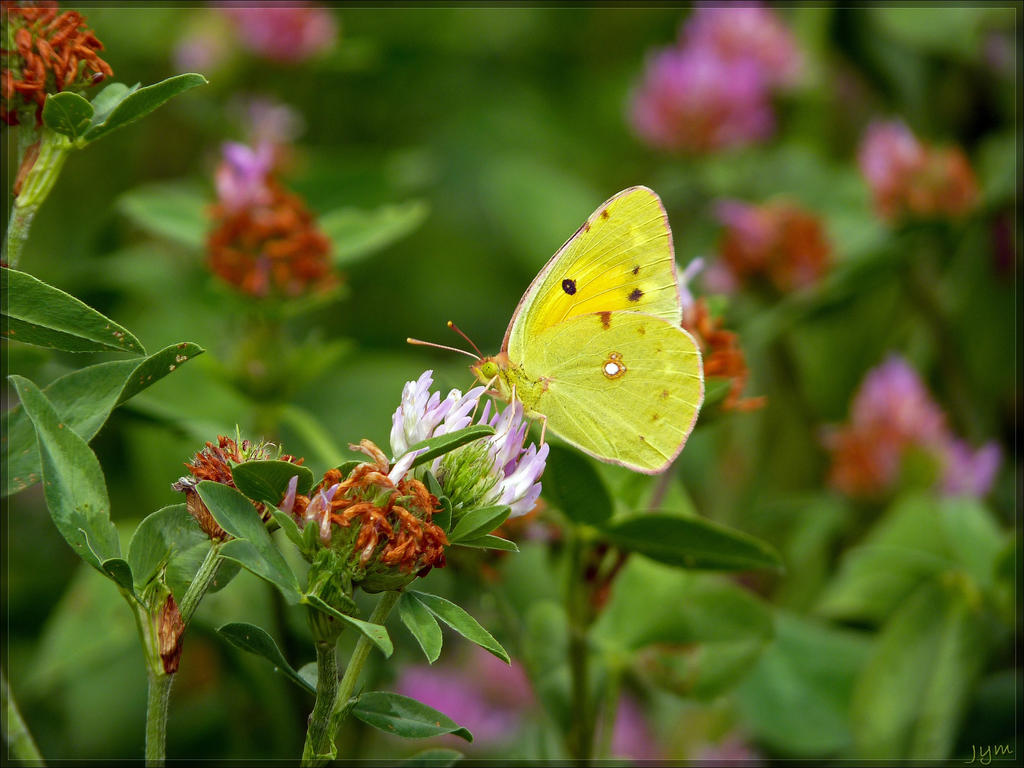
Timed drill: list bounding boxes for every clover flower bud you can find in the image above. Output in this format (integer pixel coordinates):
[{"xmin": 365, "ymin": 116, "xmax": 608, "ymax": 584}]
[
  {"xmin": 172, "ymin": 434, "xmax": 304, "ymax": 539},
  {"xmin": 434, "ymin": 398, "xmax": 548, "ymax": 519}
]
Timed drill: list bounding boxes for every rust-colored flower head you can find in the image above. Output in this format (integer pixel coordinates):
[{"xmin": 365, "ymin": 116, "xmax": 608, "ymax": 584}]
[
  {"xmin": 205, "ymin": 141, "xmax": 336, "ymax": 298},
  {"xmin": 1, "ymin": 1, "xmax": 113, "ymax": 126},
  {"xmin": 682, "ymin": 297, "xmax": 764, "ymax": 413},
  {"xmin": 713, "ymin": 199, "xmax": 831, "ymax": 294},
  {"xmin": 283, "ymin": 440, "xmax": 448, "ymax": 593},
  {"xmin": 858, "ymin": 120, "xmax": 979, "ymax": 222},
  {"xmin": 172, "ymin": 434, "xmax": 304, "ymax": 539}
]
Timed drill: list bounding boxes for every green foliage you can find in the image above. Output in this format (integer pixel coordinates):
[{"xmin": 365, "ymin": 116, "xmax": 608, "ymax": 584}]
[
  {"xmin": 398, "ymin": 592, "xmax": 444, "ymax": 663},
  {"xmin": 82, "ymin": 74, "xmax": 207, "ymax": 144},
  {"xmin": 1, "ymin": 269, "xmax": 144, "ymax": 354},
  {"xmin": 217, "ymin": 622, "xmax": 315, "ymax": 694},
  {"xmin": 116, "ymin": 183, "xmax": 208, "ymax": 249},
  {"xmin": 127, "ymin": 505, "xmax": 208, "ymax": 592},
  {"xmin": 542, "ymin": 444, "xmax": 613, "ymax": 525},
  {"xmin": 9, "ymin": 377, "xmax": 121, "ymax": 574},
  {"xmin": 404, "ymin": 424, "xmax": 496, "ymax": 470},
  {"xmin": 231, "ymin": 461, "xmax": 316, "ymax": 508},
  {"xmin": 349, "ymin": 691, "xmax": 472, "ymax": 741},
  {"xmin": 600, "ymin": 512, "xmax": 783, "ymax": 571},
  {"xmin": 404, "ymin": 591, "xmax": 509, "ymax": 663},
  {"xmin": 3, "ymin": 342, "xmax": 204, "ymax": 496},
  {"xmin": 447, "ymin": 505, "xmax": 509, "ymax": 543},
  {"xmin": 196, "ymin": 481, "xmax": 302, "ymax": 601},
  {"xmin": 320, "ymin": 200, "xmax": 430, "ymax": 266},
  {"xmin": 42, "ymin": 93, "xmax": 95, "ymax": 142}
]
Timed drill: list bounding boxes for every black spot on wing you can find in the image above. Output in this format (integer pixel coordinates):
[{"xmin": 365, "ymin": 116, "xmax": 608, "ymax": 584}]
[
  {"xmin": 628, "ymin": 288, "xmax": 643, "ymax": 302},
  {"xmin": 562, "ymin": 278, "xmax": 576, "ymax": 295},
  {"xmin": 632, "ymin": 265, "xmax": 640, "ymax": 275}
]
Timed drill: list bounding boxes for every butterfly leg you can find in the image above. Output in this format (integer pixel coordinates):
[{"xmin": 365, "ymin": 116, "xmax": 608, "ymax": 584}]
[
  {"xmin": 538, "ymin": 412, "xmax": 548, "ymax": 446},
  {"xmin": 473, "ymin": 375, "xmax": 500, "ymax": 420}
]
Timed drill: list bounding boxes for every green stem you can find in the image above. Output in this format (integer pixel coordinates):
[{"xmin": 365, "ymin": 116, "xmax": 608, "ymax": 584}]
[
  {"xmin": 144, "ymin": 671, "xmax": 173, "ymax": 767},
  {"xmin": 301, "ymin": 640, "xmax": 339, "ymax": 766},
  {"xmin": 329, "ymin": 591, "xmax": 401, "ymax": 741},
  {"xmin": 3, "ymin": 128, "xmax": 71, "ymax": 268},
  {"xmin": 903, "ymin": 231, "xmax": 982, "ymax": 440},
  {"xmin": 565, "ymin": 532, "xmax": 594, "ymax": 763},
  {"xmin": 300, "ymin": 591, "xmax": 400, "ymax": 766},
  {"xmin": 179, "ymin": 542, "xmax": 223, "ymax": 626},
  {"xmin": 597, "ymin": 665, "xmax": 622, "ymax": 760},
  {"xmin": 1, "ymin": 666, "xmax": 44, "ymax": 765}
]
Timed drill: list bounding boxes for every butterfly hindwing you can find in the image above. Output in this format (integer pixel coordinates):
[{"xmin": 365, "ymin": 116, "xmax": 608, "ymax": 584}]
[
  {"xmin": 522, "ymin": 311, "xmax": 703, "ymax": 474},
  {"xmin": 504, "ymin": 186, "xmax": 681, "ymax": 360}
]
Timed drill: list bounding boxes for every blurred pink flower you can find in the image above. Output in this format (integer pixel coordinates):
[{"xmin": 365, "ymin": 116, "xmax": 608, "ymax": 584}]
[
  {"xmin": 713, "ymin": 198, "xmax": 831, "ymax": 292},
  {"xmin": 858, "ymin": 120, "xmax": 978, "ymax": 221},
  {"xmin": 695, "ymin": 734, "xmax": 763, "ymax": 764},
  {"xmin": 682, "ymin": 3, "xmax": 803, "ymax": 88},
  {"xmin": 630, "ymin": 46, "xmax": 774, "ymax": 153},
  {"xmin": 825, "ymin": 355, "xmax": 1001, "ymax": 499},
  {"xmin": 394, "ymin": 647, "xmax": 534, "ymax": 746},
  {"xmin": 220, "ymin": 4, "xmax": 337, "ymax": 63},
  {"xmin": 610, "ymin": 695, "xmax": 662, "ymax": 761},
  {"xmin": 214, "ymin": 141, "xmax": 275, "ymax": 212},
  {"xmin": 174, "ymin": 29, "xmax": 229, "ymax": 73},
  {"xmin": 234, "ymin": 96, "xmax": 305, "ymax": 148}
]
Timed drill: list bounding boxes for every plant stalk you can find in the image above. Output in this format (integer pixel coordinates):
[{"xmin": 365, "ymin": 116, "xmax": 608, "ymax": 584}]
[
  {"xmin": 179, "ymin": 542, "xmax": 223, "ymax": 625},
  {"xmin": 301, "ymin": 640, "xmax": 339, "ymax": 766},
  {"xmin": 144, "ymin": 670, "xmax": 173, "ymax": 767},
  {"xmin": 1, "ymin": 666, "xmax": 45, "ymax": 765},
  {"xmin": 3, "ymin": 127, "xmax": 71, "ymax": 268},
  {"xmin": 565, "ymin": 531, "xmax": 594, "ymax": 763}
]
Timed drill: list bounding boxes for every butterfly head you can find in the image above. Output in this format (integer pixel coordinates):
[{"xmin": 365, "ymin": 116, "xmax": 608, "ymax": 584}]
[{"xmin": 471, "ymin": 354, "xmax": 505, "ymax": 388}]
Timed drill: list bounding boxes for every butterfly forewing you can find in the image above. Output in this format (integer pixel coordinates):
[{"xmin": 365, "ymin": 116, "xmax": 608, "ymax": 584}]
[
  {"xmin": 504, "ymin": 186, "xmax": 681, "ymax": 359},
  {"xmin": 523, "ymin": 311, "xmax": 703, "ymax": 474}
]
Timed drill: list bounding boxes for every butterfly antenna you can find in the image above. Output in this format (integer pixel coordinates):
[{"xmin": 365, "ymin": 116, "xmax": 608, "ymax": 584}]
[
  {"xmin": 406, "ymin": 337, "xmax": 480, "ymax": 360},
  {"xmin": 447, "ymin": 321, "xmax": 483, "ymax": 358}
]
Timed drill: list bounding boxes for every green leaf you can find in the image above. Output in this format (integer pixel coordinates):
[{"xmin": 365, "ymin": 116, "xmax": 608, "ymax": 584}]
[
  {"xmin": 231, "ymin": 461, "xmax": 315, "ymax": 508},
  {"xmin": 269, "ymin": 509, "xmax": 305, "ymax": 551},
  {"xmin": 817, "ymin": 493, "xmax": 1006, "ymax": 624},
  {"xmin": 601, "ymin": 512, "xmax": 783, "ymax": 571},
  {"xmin": 320, "ymin": 200, "xmax": 429, "ymax": 267},
  {"xmin": 850, "ymin": 579, "xmax": 989, "ymax": 759},
  {"xmin": 3, "ymin": 342, "xmax": 205, "ymax": 497},
  {"xmin": 398, "ymin": 592, "xmax": 443, "ymax": 663},
  {"xmin": 448, "ymin": 506, "xmax": 510, "ymax": 543},
  {"xmin": 737, "ymin": 612, "xmax": 872, "ymax": 757},
  {"xmin": 89, "ymin": 82, "xmax": 138, "ymax": 125},
  {"xmin": 127, "ymin": 504, "xmax": 207, "ymax": 591},
  {"xmin": 99, "ymin": 557, "xmax": 135, "ymax": 595},
  {"xmin": 592, "ymin": 556, "xmax": 773, "ymax": 652},
  {"xmin": 1, "ymin": 269, "xmax": 144, "ymax": 354},
  {"xmin": 217, "ymin": 622, "xmax": 314, "ymax": 695},
  {"xmin": 196, "ymin": 481, "xmax": 301, "ymax": 601},
  {"xmin": 521, "ymin": 601, "xmax": 572, "ymax": 734},
  {"xmin": 542, "ymin": 444, "xmax": 612, "ymax": 525},
  {"xmin": 403, "ymin": 748, "xmax": 464, "ymax": 767},
  {"xmin": 402, "ymin": 425, "xmax": 495, "ymax": 470},
  {"xmin": 82, "ymin": 73, "xmax": 207, "ymax": 143},
  {"xmin": 116, "ymin": 183, "xmax": 208, "ymax": 250},
  {"xmin": 302, "ymin": 594, "xmax": 393, "ymax": 657},
  {"xmin": 42, "ymin": 92, "xmax": 94, "ymax": 140},
  {"xmin": 350, "ymin": 691, "xmax": 472, "ymax": 741},
  {"xmin": 452, "ymin": 534, "xmax": 518, "ymax": 552},
  {"xmin": 9, "ymin": 376, "xmax": 119, "ymax": 573},
  {"xmin": 406, "ymin": 591, "xmax": 508, "ymax": 663}
]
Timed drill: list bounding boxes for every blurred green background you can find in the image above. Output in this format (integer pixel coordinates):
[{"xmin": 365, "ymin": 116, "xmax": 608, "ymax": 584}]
[{"xmin": 2, "ymin": 4, "xmax": 1018, "ymax": 762}]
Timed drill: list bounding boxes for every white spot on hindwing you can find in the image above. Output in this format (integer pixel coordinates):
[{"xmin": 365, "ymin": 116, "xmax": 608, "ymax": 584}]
[{"xmin": 603, "ymin": 352, "xmax": 626, "ymax": 379}]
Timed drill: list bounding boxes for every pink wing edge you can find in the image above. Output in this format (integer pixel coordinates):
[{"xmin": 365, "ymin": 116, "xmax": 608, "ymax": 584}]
[{"xmin": 499, "ymin": 185, "xmax": 680, "ymax": 353}]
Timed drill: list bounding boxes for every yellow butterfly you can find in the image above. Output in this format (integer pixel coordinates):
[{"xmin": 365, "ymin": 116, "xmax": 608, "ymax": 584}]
[{"xmin": 417, "ymin": 187, "xmax": 704, "ymax": 475}]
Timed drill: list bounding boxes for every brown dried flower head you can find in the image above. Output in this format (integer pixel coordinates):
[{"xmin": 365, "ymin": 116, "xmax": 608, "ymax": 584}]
[
  {"xmin": 172, "ymin": 434, "xmax": 304, "ymax": 539},
  {"xmin": 682, "ymin": 298, "xmax": 765, "ymax": 413},
  {"xmin": 285, "ymin": 439, "xmax": 448, "ymax": 592},
  {"xmin": 2, "ymin": 1, "xmax": 113, "ymax": 125}
]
